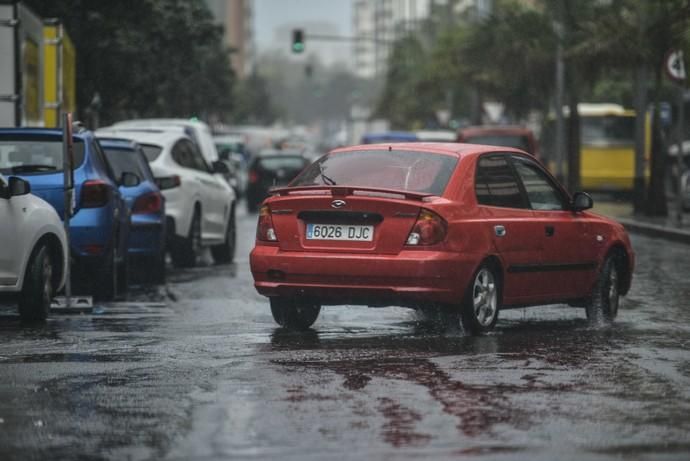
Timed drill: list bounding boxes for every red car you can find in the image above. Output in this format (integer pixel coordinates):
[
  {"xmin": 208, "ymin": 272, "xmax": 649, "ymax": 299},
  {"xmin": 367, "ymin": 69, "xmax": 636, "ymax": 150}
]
[
  {"xmin": 457, "ymin": 125, "xmax": 539, "ymax": 158},
  {"xmin": 250, "ymin": 143, "xmax": 634, "ymax": 334}
]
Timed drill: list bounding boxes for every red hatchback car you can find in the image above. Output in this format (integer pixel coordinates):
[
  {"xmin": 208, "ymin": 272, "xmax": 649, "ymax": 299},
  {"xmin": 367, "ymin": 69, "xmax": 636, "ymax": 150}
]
[{"xmin": 250, "ymin": 143, "xmax": 634, "ymax": 334}]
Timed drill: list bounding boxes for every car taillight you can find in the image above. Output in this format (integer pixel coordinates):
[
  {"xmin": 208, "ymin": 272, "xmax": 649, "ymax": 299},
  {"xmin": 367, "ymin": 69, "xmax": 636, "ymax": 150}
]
[
  {"xmin": 155, "ymin": 175, "xmax": 181, "ymax": 190},
  {"xmin": 249, "ymin": 170, "xmax": 259, "ymax": 184},
  {"xmin": 256, "ymin": 205, "xmax": 277, "ymax": 242},
  {"xmin": 406, "ymin": 209, "xmax": 447, "ymax": 246},
  {"xmin": 132, "ymin": 192, "xmax": 163, "ymax": 215},
  {"xmin": 80, "ymin": 180, "xmax": 110, "ymax": 208}
]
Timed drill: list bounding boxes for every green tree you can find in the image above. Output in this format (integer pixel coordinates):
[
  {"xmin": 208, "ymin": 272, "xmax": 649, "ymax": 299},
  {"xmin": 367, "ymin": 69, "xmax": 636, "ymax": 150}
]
[
  {"xmin": 375, "ymin": 35, "xmax": 442, "ymax": 129},
  {"xmin": 25, "ymin": 0, "xmax": 236, "ymax": 126}
]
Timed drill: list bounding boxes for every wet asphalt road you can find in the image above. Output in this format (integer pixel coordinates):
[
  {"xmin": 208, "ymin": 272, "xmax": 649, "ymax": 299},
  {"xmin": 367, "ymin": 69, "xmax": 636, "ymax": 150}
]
[{"xmin": 1, "ymin": 207, "xmax": 690, "ymax": 461}]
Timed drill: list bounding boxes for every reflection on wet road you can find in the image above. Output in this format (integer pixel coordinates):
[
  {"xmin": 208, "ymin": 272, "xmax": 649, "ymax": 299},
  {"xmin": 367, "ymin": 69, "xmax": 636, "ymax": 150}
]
[{"xmin": 1, "ymin": 211, "xmax": 689, "ymax": 460}]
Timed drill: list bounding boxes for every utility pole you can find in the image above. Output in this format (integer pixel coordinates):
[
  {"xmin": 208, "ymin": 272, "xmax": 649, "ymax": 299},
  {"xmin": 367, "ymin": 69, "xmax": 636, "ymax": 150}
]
[
  {"xmin": 553, "ymin": 0, "xmax": 566, "ymax": 183},
  {"xmin": 633, "ymin": 3, "xmax": 648, "ymax": 214}
]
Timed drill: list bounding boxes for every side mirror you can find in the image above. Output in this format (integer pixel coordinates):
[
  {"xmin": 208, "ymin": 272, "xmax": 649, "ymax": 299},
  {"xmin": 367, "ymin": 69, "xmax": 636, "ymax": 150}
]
[
  {"xmin": 218, "ymin": 148, "xmax": 231, "ymax": 161},
  {"xmin": 212, "ymin": 160, "xmax": 230, "ymax": 175},
  {"xmin": 571, "ymin": 191, "xmax": 593, "ymax": 211},
  {"xmin": 9, "ymin": 176, "xmax": 31, "ymax": 197},
  {"xmin": 120, "ymin": 172, "xmax": 140, "ymax": 188}
]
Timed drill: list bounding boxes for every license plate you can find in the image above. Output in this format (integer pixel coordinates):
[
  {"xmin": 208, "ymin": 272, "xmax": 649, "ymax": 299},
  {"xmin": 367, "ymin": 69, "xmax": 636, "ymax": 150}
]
[{"xmin": 306, "ymin": 223, "xmax": 374, "ymax": 241}]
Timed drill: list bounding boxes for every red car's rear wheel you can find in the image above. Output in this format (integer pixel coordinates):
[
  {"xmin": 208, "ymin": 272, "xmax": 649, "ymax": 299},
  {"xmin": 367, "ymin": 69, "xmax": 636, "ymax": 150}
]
[{"xmin": 270, "ymin": 297, "xmax": 321, "ymax": 330}]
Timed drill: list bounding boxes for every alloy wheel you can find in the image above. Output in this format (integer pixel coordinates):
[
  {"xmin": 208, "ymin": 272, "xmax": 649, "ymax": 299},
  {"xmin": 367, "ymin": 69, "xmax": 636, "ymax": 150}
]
[{"xmin": 472, "ymin": 268, "xmax": 497, "ymax": 327}]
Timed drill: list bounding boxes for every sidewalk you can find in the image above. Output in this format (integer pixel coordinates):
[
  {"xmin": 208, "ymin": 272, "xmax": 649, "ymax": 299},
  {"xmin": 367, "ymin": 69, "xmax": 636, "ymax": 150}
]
[{"xmin": 594, "ymin": 200, "xmax": 690, "ymax": 244}]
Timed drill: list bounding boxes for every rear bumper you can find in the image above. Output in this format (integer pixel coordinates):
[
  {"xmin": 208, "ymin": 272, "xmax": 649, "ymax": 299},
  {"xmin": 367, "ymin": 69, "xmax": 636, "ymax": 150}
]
[
  {"xmin": 250, "ymin": 245, "xmax": 477, "ymax": 307},
  {"xmin": 128, "ymin": 214, "xmax": 165, "ymax": 256}
]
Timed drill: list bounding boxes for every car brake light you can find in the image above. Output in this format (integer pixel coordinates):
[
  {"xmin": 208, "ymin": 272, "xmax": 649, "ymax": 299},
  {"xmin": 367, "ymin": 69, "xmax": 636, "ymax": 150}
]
[
  {"xmin": 406, "ymin": 209, "xmax": 447, "ymax": 246},
  {"xmin": 132, "ymin": 192, "xmax": 163, "ymax": 214},
  {"xmin": 257, "ymin": 205, "xmax": 277, "ymax": 242},
  {"xmin": 80, "ymin": 180, "xmax": 110, "ymax": 208},
  {"xmin": 249, "ymin": 170, "xmax": 259, "ymax": 184}
]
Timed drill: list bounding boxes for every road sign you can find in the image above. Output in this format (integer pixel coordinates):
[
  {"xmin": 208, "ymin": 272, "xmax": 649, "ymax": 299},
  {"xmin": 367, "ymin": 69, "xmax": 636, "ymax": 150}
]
[{"xmin": 664, "ymin": 50, "xmax": 686, "ymax": 83}]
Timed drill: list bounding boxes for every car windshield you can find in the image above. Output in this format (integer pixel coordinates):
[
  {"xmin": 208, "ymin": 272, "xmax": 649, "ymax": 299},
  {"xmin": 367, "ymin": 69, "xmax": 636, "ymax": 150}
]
[
  {"xmin": 140, "ymin": 144, "xmax": 163, "ymax": 161},
  {"xmin": 292, "ymin": 149, "xmax": 457, "ymax": 195},
  {"xmin": 581, "ymin": 116, "xmax": 635, "ymax": 146},
  {"xmin": 0, "ymin": 138, "xmax": 85, "ymax": 174},
  {"xmin": 102, "ymin": 147, "xmax": 150, "ymax": 181},
  {"xmin": 464, "ymin": 134, "xmax": 530, "ymax": 152}
]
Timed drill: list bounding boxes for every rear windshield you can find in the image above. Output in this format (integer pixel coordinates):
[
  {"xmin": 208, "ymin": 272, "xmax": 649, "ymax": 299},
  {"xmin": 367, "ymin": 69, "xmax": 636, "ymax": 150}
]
[
  {"xmin": 140, "ymin": 144, "xmax": 163, "ymax": 161},
  {"xmin": 255, "ymin": 156, "xmax": 308, "ymax": 171},
  {"xmin": 291, "ymin": 149, "xmax": 458, "ymax": 195},
  {"xmin": 464, "ymin": 134, "xmax": 530, "ymax": 152},
  {"xmin": 103, "ymin": 147, "xmax": 151, "ymax": 181},
  {"xmin": 0, "ymin": 137, "xmax": 86, "ymax": 175}
]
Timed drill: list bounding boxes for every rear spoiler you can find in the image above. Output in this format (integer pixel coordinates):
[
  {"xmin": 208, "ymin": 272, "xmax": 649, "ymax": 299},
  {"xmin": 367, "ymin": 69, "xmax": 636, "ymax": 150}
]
[{"xmin": 269, "ymin": 185, "xmax": 435, "ymax": 201}]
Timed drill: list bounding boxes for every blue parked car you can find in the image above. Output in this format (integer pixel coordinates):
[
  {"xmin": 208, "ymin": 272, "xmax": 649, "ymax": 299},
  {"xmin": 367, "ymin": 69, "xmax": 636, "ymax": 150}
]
[
  {"xmin": 0, "ymin": 127, "xmax": 133, "ymax": 300},
  {"xmin": 360, "ymin": 131, "xmax": 419, "ymax": 144},
  {"xmin": 98, "ymin": 137, "xmax": 167, "ymax": 283}
]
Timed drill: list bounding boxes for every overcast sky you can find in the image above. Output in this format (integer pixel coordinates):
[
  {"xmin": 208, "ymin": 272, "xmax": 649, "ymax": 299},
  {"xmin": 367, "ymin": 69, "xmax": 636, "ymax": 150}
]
[{"xmin": 254, "ymin": 0, "xmax": 353, "ymax": 65}]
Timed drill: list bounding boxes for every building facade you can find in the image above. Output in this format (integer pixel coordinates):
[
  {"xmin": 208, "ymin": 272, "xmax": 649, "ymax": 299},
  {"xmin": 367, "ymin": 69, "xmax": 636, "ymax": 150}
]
[
  {"xmin": 205, "ymin": 0, "xmax": 255, "ymax": 78},
  {"xmin": 352, "ymin": 0, "xmax": 493, "ymax": 79}
]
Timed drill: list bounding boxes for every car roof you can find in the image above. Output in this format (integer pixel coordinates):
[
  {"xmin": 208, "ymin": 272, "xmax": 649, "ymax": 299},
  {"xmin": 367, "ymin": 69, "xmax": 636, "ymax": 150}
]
[
  {"xmin": 332, "ymin": 142, "xmax": 526, "ymax": 158},
  {"xmin": 113, "ymin": 118, "xmax": 211, "ymax": 130},
  {"xmin": 95, "ymin": 128, "xmax": 188, "ymax": 148},
  {"xmin": 0, "ymin": 126, "xmax": 94, "ymax": 141},
  {"xmin": 97, "ymin": 137, "xmax": 139, "ymax": 150}
]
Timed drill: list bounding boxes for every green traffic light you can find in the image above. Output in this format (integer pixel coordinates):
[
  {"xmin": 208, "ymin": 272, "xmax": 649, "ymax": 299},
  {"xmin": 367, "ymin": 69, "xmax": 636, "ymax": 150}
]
[{"xmin": 292, "ymin": 42, "xmax": 304, "ymax": 53}]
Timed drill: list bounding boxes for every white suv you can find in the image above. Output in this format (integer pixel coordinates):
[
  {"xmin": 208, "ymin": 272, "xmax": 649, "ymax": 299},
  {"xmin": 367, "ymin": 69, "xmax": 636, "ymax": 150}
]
[
  {"xmin": 0, "ymin": 174, "xmax": 68, "ymax": 322},
  {"xmin": 96, "ymin": 128, "xmax": 236, "ymax": 267}
]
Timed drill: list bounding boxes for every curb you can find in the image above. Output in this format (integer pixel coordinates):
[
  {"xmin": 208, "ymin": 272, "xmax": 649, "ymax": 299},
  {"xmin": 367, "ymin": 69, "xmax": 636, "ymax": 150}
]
[{"xmin": 615, "ymin": 217, "xmax": 690, "ymax": 245}]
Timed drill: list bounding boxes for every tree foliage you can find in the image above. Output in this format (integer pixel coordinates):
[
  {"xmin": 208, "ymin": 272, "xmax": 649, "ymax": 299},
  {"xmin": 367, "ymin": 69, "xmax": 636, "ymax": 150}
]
[{"xmin": 25, "ymin": 0, "xmax": 236, "ymax": 125}]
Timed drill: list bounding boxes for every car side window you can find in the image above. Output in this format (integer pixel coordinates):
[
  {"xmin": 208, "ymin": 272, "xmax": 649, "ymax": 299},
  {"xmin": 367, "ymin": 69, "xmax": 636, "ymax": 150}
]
[
  {"xmin": 92, "ymin": 139, "xmax": 117, "ymax": 182},
  {"xmin": 171, "ymin": 140, "xmax": 195, "ymax": 169},
  {"xmin": 511, "ymin": 157, "xmax": 565, "ymax": 211},
  {"xmin": 188, "ymin": 141, "xmax": 211, "ymax": 173},
  {"xmin": 475, "ymin": 154, "xmax": 526, "ymax": 209}
]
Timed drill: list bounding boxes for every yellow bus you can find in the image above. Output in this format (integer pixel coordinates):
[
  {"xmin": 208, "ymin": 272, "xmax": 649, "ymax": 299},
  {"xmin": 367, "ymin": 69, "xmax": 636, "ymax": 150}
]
[{"xmin": 542, "ymin": 103, "xmax": 650, "ymax": 192}]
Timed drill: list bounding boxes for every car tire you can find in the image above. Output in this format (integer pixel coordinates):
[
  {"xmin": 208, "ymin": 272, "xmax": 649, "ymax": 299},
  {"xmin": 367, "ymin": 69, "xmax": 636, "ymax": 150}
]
[
  {"xmin": 586, "ymin": 254, "xmax": 620, "ymax": 324},
  {"xmin": 269, "ymin": 297, "xmax": 321, "ymax": 330},
  {"xmin": 458, "ymin": 264, "xmax": 500, "ymax": 335},
  {"xmin": 116, "ymin": 251, "xmax": 129, "ymax": 298},
  {"xmin": 18, "ymin": 244, "xmax": 53, "ymax": 323},
  {"xmin": 151, "ymin": 251, "xmax": 166, "ymax": 284},
  {"xmin": 171, "ymin": 210, "xmax": 201, "ymax": 268},
  {"xmin": 211, "ymin": 212, "xmax": 236, "ymax": 264},
  {"xmin": 96, "ymin": 244, "xmax": 117, "ymax": 301}
]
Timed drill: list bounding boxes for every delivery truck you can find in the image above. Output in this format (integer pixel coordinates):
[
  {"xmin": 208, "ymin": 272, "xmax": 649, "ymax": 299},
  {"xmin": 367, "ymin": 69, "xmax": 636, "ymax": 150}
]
[{"xmin": 0, "ymin": 1, "xmax": 75, "ymax": 127}]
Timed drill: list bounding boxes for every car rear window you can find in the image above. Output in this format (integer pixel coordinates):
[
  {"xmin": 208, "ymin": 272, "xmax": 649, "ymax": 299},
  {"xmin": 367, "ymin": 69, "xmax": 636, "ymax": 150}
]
[
  {"xmin": 0, "ymin": 137, "xmax": 86, "ymax": 174},
  {"xmin": 256, "ymin": 156, "xmax": 308, "ymax": 171},
  {"xmin": 140, "ymin": 144, "xmax": 163, "ymax": 161},
  {"xmin": 102, "ymin": 147, "xmax": 150, "ymax": 181},
  {"xmin": 464, "ymin": 134, "xmax": 530, "ymax": 152},
  {"xmin": 291, "ymin": 149, "xmax": 458, "ymax": 195}
]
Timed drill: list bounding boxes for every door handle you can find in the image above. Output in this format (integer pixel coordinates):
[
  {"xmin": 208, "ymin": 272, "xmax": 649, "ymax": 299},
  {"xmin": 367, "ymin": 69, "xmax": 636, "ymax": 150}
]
[
  {"xmin": 494, "ymin": 225, "xmax": 506, "ymax": 237},
  {"xmin": 545, "ymin": 225, "xmax": 555, "ymax": 237}
]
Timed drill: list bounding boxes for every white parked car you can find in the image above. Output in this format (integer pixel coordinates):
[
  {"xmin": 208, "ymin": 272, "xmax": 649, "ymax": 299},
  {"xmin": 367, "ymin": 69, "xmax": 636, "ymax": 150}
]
[
  {"xmin": 0, "ymin": 174, "xmax": 68, "ymax": 322},
  {"xmin": 96, "ymin": 128, "xmax": 236, "ymax": 267}
]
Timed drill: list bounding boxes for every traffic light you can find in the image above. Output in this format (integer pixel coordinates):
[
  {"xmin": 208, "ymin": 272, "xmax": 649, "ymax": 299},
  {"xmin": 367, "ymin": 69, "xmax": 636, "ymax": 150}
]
[{"xmin": 292, "ymin": 29, "xmax": 305, "ymax": 53}]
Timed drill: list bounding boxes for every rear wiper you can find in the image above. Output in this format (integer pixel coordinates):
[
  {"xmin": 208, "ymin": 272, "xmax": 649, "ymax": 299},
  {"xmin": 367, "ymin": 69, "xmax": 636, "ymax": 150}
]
[
  {"xmin": 11, "ymin": 164, "xmax": 57, "ymax": 173},
  {"xmin": 319, "ymin": 164, "xmax": 336, "ymax": 185}
]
